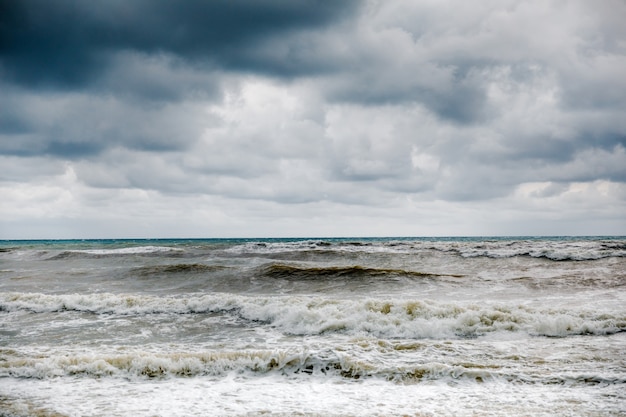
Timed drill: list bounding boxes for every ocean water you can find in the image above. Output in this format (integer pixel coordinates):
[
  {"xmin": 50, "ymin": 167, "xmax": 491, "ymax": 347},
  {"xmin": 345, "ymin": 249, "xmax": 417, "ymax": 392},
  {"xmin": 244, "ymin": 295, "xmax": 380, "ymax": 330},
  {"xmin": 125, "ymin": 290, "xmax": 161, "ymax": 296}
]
[{"xmin": 0, "ymin": 237, "xmax": 624, "ymax": 416}]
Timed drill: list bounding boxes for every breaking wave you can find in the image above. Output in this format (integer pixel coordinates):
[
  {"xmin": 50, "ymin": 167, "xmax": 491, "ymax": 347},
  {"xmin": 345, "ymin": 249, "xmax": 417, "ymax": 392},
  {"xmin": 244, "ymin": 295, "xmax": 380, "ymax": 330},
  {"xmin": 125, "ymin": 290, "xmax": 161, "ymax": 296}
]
[
  {"xmin": 2, "ymin": 348, "xmax": 624, "ymax": 387},
  {"xmin": 2, "ymin": 292, "xmax": 623, "ymax": 339}
]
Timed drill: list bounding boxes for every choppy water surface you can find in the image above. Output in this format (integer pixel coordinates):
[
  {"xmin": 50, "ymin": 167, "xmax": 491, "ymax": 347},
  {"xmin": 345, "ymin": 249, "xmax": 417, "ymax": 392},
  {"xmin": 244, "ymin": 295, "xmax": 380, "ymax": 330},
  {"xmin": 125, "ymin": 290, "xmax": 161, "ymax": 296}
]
[{"xmin": 1, "ymin": 237, "xmax": 625, "ymax": 416}]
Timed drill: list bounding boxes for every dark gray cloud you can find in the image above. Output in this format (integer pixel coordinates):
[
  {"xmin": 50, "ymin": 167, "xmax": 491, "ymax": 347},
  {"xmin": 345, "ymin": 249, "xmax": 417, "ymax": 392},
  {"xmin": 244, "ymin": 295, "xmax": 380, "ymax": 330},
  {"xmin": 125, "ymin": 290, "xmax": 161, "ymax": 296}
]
[
  {"xmin": 0, "ymin": 0, "xmax": 359, "ymax": 88},
  {"xmin": 0, "ymin": 0, "xmax": 361, "ymax": 165},
  {"xmin": 0, "ymin": 82, "xmax": 209, "ymax": 161}
]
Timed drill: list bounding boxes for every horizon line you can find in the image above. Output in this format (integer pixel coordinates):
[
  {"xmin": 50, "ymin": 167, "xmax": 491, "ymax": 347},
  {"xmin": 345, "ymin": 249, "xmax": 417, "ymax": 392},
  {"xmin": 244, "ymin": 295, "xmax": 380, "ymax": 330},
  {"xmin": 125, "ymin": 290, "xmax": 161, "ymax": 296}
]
[{"xmin": 2, "ymin": 235, "xmax": 625, "ymax": 242}]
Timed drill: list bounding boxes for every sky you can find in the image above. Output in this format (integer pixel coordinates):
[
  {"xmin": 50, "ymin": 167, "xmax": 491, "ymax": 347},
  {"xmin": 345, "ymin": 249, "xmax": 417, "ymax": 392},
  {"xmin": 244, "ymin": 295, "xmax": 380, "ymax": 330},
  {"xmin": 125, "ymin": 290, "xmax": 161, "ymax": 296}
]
[{"xmin": 1, "ymin": 0, "xmax": 625, "ymax": 239}]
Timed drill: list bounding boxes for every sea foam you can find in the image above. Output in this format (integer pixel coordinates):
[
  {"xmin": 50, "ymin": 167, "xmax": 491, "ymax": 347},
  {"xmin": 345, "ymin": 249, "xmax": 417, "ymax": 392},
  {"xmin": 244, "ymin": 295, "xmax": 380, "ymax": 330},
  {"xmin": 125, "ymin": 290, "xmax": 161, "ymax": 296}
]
[{"xmin": 2, "ymin": 292, "xmax": 623, "ymax": 339}]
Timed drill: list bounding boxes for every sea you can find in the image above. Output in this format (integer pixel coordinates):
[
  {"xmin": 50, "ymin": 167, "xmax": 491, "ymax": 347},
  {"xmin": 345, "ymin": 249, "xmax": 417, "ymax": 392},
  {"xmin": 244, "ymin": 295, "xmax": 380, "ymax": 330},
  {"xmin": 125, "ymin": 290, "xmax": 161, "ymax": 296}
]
[{"xmin": 0, "ymin": 237, "xmax": 624, "ymax": 416}]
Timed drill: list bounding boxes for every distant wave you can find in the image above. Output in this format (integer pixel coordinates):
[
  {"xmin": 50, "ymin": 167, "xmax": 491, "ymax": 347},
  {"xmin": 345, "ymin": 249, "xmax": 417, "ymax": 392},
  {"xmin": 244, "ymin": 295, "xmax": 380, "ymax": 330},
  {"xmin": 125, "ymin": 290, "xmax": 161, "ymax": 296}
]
[
  {"xmin": 223, "ymin": 239, "xmax": 626, "ymax": 261},
  {"xmin": 8, "ymin": 239, "xmax": 625, "ymax": 261},
  {"xmin": 429, "ymin": 240, "xmax": 626, "ymax": 261},
  {"xmin": 46, "ymin": 246, "xmax": 184, "ymax": 260},
  {"xmin": 2, "ymin": 292, "xmax": 623, "ymax": 339},
  {"xmin": 224, "ymin": 240, "xmax": 405, "ymax": 255}
]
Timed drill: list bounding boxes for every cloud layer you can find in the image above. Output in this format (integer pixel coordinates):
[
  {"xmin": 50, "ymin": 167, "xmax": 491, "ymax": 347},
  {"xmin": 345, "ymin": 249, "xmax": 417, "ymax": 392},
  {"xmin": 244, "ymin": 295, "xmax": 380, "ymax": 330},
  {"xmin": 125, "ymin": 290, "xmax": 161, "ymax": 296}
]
[{"xmin": 1, "ymin": 0, "xmax": 625, "ymax": 238}]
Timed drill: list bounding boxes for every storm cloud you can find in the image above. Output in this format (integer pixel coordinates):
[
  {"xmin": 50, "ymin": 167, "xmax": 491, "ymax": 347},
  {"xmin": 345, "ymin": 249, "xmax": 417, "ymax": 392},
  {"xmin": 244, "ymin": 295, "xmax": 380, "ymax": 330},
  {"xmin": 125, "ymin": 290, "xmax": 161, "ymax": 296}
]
[
  {"xmin": 0, "ymin": 0, "xmax": 359, "ymax": 85},
  {"xmin": 1, "ymin": 0, "xmax": 625, "ymax": 238}
]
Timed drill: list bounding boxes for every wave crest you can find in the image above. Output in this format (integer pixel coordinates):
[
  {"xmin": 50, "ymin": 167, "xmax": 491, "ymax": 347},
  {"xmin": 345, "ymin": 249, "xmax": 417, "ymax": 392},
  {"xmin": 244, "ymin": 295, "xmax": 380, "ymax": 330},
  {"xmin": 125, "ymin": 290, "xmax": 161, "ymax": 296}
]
[
  {"xmin": 131, "ymin": 264, "xmax": 228, "ymax": 275},
  {"xmin": 2, "ymin": 292, "xmax": 623, "ymax": 339},
  {"xmin": 46, "ymin": 246, "xmax": 183, "ymax": 260},
  {"xmin": 259, "ymin": 263, "xmax": 462, "ymax": 280},
  {"xmin": 3, "ymin": 348, "xmax": 624, "ymax": 387}
]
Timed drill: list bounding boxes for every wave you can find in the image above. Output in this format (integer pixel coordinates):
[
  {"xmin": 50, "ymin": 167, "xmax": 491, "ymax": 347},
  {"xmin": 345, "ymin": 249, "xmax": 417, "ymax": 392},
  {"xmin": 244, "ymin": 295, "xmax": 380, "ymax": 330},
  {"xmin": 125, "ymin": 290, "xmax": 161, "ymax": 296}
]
[
  {"xmin": 2, "ymin": 348, "xmax": 623, "ymax": 387},
  {"xmin": 446, "ymin": 242, "xmax": 626, "ymax": 261},
  {"xmin": 224, "ymin": 240, "xmax": 339, "ymax": 255},
  {"xmin": 131, "ymin": 263, "xmax": 229, "ymax": 275},
  {"xmin": 258, "ymin": 263, "xmax": 463, "ymax": 280},
  {"xmin": 46, "ymin": 246, "xmax": 184, "ymax": 260},
  {"xmin": 7, "ymin": 239, "xmax": 625, "ymax": 262},
  {"xmin": 2, "ymin": 292, "xmax": 623, "ymax": 339},
  {"xmin": 223, "ymin": 239, "xmax": 626, "ymax": 261}
]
